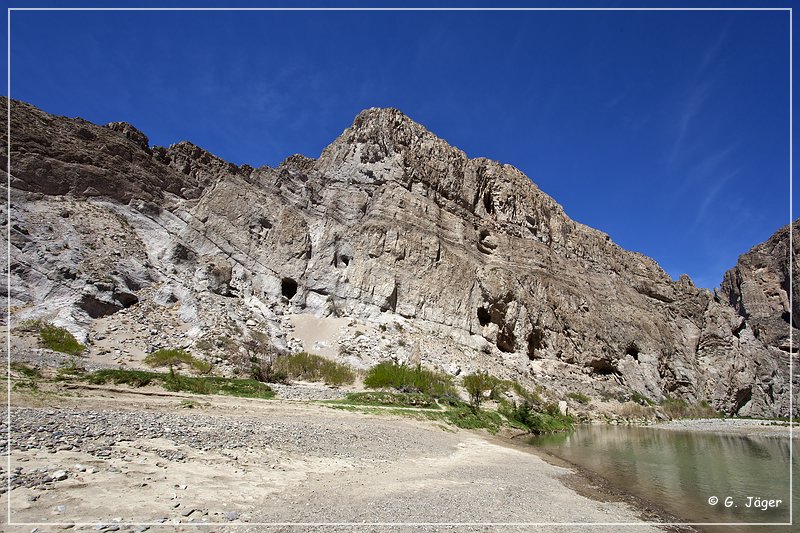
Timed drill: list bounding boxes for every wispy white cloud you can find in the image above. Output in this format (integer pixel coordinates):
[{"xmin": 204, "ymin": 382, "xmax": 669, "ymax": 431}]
[
  {"xmin": 698, "ymin": 29, "xmax": 729, "ymax": 75},
  {"xmin": 693, "ymin": 167, "xmax": 739, "ymax": 228},
  {"xmin": 668, "ymin": 80, "xmax": 713, "ymax": 164}
]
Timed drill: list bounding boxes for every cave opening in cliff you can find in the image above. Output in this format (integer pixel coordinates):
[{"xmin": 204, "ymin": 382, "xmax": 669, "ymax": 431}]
[
  {"xmin": 588, "ymin": 359, "xmax": 620, "ymax": 376},
  {"xmin": 625, "ymin": 342, "xmax": 640, "ymax": 361},
  {"xmin": 281, "ymin": 277, "xmax": 298, "ymax": 299},
  {"xmin": 483, "ymin": 190, "xmax": 494, "ymax": 214},
  {"xmin": 527, "ymin": 328, "xmax": 545, "ymax": 360},
  {"xmin": 733, "ymin": 386, "xmax": 752, "ymax": 414},
  {"xmin": 781, "ymin": 311, "xmax": 791, "ymax": 324},
  {"xmin": 477, "ymin": 307, "xmax": 491, "ymax": 327},
  {"xmin": 496, "ymin": 326, "xmax": 516, "ymax": 353}
]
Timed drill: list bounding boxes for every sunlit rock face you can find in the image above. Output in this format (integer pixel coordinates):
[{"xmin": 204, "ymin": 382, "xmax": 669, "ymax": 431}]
[{"xmin": 3, "ymin": 98, "xmax": 797, "ymax": 417}]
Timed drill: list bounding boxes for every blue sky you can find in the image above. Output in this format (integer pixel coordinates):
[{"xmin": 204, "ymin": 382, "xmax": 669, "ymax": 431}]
[{"xmin": 3, "ymin": 2, "xmax": 794, "ymax": 289}]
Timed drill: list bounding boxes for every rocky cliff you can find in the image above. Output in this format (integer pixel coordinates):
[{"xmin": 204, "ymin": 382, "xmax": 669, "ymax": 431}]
[{"xmin": 3, "ymin": 98, "xmax": 797, "ymax": 417}]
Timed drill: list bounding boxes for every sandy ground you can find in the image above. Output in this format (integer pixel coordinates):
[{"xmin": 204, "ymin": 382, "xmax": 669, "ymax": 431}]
[
  {"xmin": 2, "ymin": 384, "xmax": 669, "ymax": 532},
  {"xmin": 287, "ymin": 314, "xmax": 355, "ymax": 359}
]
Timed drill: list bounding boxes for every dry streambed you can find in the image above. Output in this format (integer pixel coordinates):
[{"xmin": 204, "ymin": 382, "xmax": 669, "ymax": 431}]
[{"xmin": 2, "ymin": 391, "xmax": 665, "ymax": 532}]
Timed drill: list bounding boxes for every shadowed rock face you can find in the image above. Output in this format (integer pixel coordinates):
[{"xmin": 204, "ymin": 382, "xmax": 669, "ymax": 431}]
[{"xmin": 3, "ymin": 98, "xmax": 797, "ymax": 417}]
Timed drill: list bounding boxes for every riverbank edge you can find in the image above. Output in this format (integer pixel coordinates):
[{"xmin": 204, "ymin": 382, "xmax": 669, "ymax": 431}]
[
  {"xmin": 644, "ymin": 418, "xmax": 797, "ymax": 439},
  {"xmin": 491, "ymin": 430, "xmax": 701, "ymax": 533}
]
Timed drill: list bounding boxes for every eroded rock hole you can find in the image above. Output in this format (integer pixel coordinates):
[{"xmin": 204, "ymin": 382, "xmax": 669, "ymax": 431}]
[
  {"xmin": 477, "ymin": 307, "xmax": 491, "ymax": 327},
  {"xmin": 733, "ymin": 386, "xmax": 752, "ymax": 414},
  {"xmin": 781, "ymin": 311, "xmax": 791, "ymax": 324},
  {"xmin": 496, "ymin": 326, "xmax": 516, "ymax": 353},
  {"xmin": 483, "ymin": 190, "xmax": 494, "ymax": 214},
  {"xmin": 477, "ymin": 230, "xmax": 498, "ymax": 255},
  {"xmin": 170, "ymin": 243, "xmax": 196, "ymax": 263},
  {"xmin": 625, "ymin": 342, "xmax": 640, "ymax": 361},
  {"xmin": 78, "ymin": 295, "xmax": 122, "ymax": 319},
  {"xmin": 588, "ymin": 359, "xmax": 620, "ymax": 376},
  {"xmin": 527, "ymin": 328, "xmax": 545, "ymax": 360},
  {"xmin": 381, "ymin": 284, "xmax": 398, "ymax": 313},
  {"xmin": 114, "ymin": 291, "xmax": 139, "ymax": 308},
  {"xmin": 281, "ymin": 278, "xmax": 298, "ymax": 299}
]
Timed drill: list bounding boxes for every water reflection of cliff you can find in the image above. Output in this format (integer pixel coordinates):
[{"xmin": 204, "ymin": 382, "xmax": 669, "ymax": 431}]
[{"xmin": 531, "ymin": 426, "xmax": 796, "ymax": 525}]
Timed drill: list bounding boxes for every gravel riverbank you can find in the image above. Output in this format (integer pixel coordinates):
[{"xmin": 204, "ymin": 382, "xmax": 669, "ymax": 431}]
[
  {"xmin": 649, "ymin": 418, "xmax": 796, "ymax": 439},
  {"xmin": 2, "ymin": 387, "xmax": 670, "ymax": 532}
]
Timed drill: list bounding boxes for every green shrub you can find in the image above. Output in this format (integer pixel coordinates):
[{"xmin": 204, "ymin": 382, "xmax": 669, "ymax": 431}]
[
  {"xmin": 659, "ymin": 396, "xmax": 717, "ymax": 419},
  {"xmin": 165, "ymin": 373, "xmax": 274, "ymax": 399},
  {"xmin": 462, "ymin": 371, "xmax": 505, "ymax": 410},
  {"xmin": 241, "ymin": 339, "xmax": 289, "ymax": 384},
  {"xmin": 442, "ymin": 406, "xmax": 504, "ymax": 433},
  {"xmin": 274, "ymin": 352, "xmax": 355, "ymax": 386},
  {"xmin": 500, "ymin": 400, "xmax": 574, "ymax": 434},
  {"xmin": 13, "ymin": 381, "xmax": 39, "ymax": 392},
  {"xmin": 15, "ymin": 319, "xmax": 44, "ymax": 333},
  {"xmin": 630, "ymin": 391, "xmax": 654, "ymax": 406},
  {"xmin": 56, "ymin": 358, "xmax": 86, "ymax": 379},
  {"xmin": 84, "ymin": 369, "xmax": 274, "ymax": 399},
  {"xmin": 38, "ymin": 323, "xmax": 85, "ymax": 355},
  {"xmin": 343, "ymin": 391, "xmax": 437, "ymax": 408},
  {"xmin": 364, "ymin": 361, "xmax": 456, "ymax": 398},
  {"xmin": 144, "ymin": 348, "xmax": 212, "ymax": 374},
  {"xmin": 500, "ymin": 379, "xmax": 542, "ymax": 405},
  {"xmin": 567, "ymin": 392, "xmax": 590, "ymax": 404},
  {"xmin": 86, "ymin": 369, "xmax": 159, "ymax": 387},
  {"xmin": 10, "ymin": 362, "xmax": 41, "ymax": 379}
]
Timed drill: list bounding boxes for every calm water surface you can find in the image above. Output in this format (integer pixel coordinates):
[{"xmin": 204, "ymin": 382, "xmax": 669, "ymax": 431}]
[{"xmin": 529, "ymin": 425, "xmax": 797, "ymax": 529}]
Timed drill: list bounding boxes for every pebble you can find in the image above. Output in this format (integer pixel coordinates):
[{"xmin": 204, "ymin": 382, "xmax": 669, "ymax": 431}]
[{"xmin": 50, "ymin": 470, "xmax": 68, "ymax": 481}]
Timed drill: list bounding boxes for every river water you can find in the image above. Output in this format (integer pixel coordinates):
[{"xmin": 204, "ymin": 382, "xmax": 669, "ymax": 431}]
[{"xmin": 529, "ymin": 425, "xmax": 797, "ymax": 529}]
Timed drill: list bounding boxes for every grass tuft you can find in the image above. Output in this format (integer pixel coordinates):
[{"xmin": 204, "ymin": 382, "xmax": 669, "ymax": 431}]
[
  {"xmin": 37, "ymin": 323, "xmax": 85, "ymax": 355},
  {"xmin": 364, "ymin": 361, "xmax": 456, "ymax": 398},
  {"xmin": 144, "ymin": 348, "xmax": 212, "ymax": 374},
  {"xmin": 343, "ymin": 391, "xmax": 438, "ymax": 409},
  {"xmin": 500, "ymin": 401, "xmax": 574, "ymax": 434},
  {"xmin": 84, "ymin": 369, "xmax": 275, "ymax": 399},
  {"xmin": 659, "ymin": 396, "xmax": 718, "ymax": 419},
  {"xmin": 274, "ymin": 352, "xmax": 355, "ymax": 386},
  {"xmin": 10, "ymin": 362, "xmax": 41, "ymax": 379},
  {"xmin": 567, "ymin": 392, "xmax": 590, "ymax": 404}
]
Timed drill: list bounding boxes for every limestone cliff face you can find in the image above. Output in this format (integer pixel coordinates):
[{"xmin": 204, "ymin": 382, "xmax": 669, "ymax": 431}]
[{"xmin": 3, "ymin": 98, "xmax": 797, "ymax": 417}]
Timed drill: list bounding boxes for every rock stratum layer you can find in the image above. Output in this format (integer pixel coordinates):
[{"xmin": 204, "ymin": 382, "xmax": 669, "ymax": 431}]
[{"xmin": 3, "ymin": 98, "xmax": 797, "ymax": 417}]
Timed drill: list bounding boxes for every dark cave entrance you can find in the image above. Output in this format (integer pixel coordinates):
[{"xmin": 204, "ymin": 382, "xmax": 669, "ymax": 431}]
[{"xmin": 281, "ymin": 278, "xmax": 298, "ymax": 299}]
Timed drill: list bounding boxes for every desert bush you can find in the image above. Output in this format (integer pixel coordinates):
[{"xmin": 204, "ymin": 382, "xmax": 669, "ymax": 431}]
[
  {"xmin": 144, "ymin": 348, "xmax": 212, "ymax": 374},
  {"xmin": 241, "ymin": 338, "xmax": 289, "ymax": 383},
  {"xmin": 37, "ymin": 323, "xmax": 85, "ymax": 355},
  {"xmin": 343, "ymin": 391, "xmax": 437, "ymax": 408},
  {"xmin": 660, "ymin": 396, "xmax": 717, "ymax": 419},
  {"xmin": 619, "ymin": 402, "xmax": 655, "ymax": 419},
  {"xmin": 442, "ymin": 405, "xmax": 504, "ymax": 433},
  {"xmin": 364, "ymin": 361, "xmax": 455, "ymax": 398},
  {"xmin": 10, "ymin": 362, "xmax": 41, "ymax": 379},
  {"xmin": 500, "ymin": 400, "xmax": 574, "ymax": 434},
  {"xmin": 85, "ymin": 368, "xmax": 275, "ymax": 399},
  {"xmin": 567, "ymin": 392, "xmax": 590, "ymax": 404},
  {"xmin": 86, "ymin": 369, "xmax": 159, "ymax": 387},
  {"xmin": 462, "ymin": 371, "xmax": 504, "ymax": 410},
  {"xmin": 630, "ymin": 391, "xmax": 654, "ymax": 406},
  {"xmin": 56, "ymin": 358, "xmax": 86, "ymax": 379},
  {"xmin": 274, "ymin": 352, "xmax": 355, "ymax": 386}
]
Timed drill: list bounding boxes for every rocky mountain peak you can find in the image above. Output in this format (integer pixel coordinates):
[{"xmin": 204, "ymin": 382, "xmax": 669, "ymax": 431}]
[
  {"xmin": 4, "ymin": 98, "xmax": 797, "ymax": 418},
  {"xmin": 104, "ymin": 121, "xmax": 149, "ymax": 151}
]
